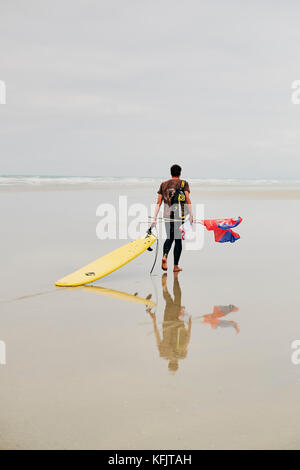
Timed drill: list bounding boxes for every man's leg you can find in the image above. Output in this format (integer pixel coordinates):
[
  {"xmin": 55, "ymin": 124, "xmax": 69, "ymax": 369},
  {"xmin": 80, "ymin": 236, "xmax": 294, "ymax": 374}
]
[
  {"xmin": 162, "ymin": 221, "xmax": 174, "ymax": 270},
  {"xmin": 173, "ymin": 221, "xmax": 183, "ymax": 272},
  {"xmin": 173, "ymin": 239, "xmax": 182, "ymax": 270}
]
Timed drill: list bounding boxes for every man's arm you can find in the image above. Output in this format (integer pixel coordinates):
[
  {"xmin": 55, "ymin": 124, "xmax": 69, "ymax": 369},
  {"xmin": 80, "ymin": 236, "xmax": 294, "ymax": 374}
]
[
  {"xmin": 153, "ymin": 194, "xmax": 163, "ymax": 224},
  {"xmin": 185, "ymin": 191, "xmax": 194, "ymax": 224}
]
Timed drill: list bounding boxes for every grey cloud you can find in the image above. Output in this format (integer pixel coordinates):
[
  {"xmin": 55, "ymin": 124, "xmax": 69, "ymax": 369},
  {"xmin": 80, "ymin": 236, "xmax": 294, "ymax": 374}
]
[{"xmin": 0, "ymin": 0, "xmax": 300, "ymax": 177}]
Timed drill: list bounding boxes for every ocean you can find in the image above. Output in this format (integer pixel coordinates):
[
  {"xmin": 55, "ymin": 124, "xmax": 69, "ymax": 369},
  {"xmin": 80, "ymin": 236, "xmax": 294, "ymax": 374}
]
[{"xmin": 1, "ymin": 175, "xmax": 300, "ymax": 189}]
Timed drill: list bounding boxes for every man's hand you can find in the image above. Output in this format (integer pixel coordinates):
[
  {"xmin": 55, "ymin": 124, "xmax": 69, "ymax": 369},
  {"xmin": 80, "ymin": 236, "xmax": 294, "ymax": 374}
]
[{"xmin": 185, "ymin": 196, "xmax": 193, "ymax": 224}]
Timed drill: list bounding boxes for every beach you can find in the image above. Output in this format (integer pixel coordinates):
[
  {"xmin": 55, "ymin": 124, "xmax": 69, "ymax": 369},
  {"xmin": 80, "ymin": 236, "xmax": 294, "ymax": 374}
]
[{"xmin": 1, "ymin": 178, "xmax": 300, "ymax": 449}]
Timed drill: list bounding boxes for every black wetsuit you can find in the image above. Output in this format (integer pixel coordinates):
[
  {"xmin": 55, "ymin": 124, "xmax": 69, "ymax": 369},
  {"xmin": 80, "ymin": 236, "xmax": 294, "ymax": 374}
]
[{"xmin": 163, "ymin": 212, "xmax": 182, "ymax": 265}]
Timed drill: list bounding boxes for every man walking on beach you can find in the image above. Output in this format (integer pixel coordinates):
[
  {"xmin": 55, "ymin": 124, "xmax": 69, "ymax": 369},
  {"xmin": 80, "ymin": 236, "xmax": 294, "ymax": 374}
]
[{"xmin": 153, "ymin": 164, "xmax": 193, "ymax": 272}]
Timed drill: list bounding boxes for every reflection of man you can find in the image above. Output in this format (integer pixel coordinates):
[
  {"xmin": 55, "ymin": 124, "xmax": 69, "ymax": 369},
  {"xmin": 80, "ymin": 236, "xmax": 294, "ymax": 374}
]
[
  {"xmin": 149, "ymin": 273, "xmax": 191, "ymax": 373},
  {"xmin": 201, "ymin": 305, "xmax": 240, "ymax": 333}
]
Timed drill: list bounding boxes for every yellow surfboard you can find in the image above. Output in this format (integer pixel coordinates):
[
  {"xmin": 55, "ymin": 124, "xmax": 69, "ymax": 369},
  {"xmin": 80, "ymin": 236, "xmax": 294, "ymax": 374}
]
[
  {"xmin": 84, "ymin": 285, "xmax": 156, "ymax": 307},
  {"xmin": 55, "ymin": 233, "xmax": 156, "ymax": 287}
]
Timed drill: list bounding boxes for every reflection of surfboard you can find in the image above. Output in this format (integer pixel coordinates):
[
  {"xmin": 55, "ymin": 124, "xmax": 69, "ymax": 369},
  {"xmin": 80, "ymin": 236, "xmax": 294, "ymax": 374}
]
[
  {"xmin": 84, "ymin": 286, "xmax": 156, "ymax": 307},
  {"xmin": 55, "ymin": 234, "xmax": 156, "ymax": 287}
]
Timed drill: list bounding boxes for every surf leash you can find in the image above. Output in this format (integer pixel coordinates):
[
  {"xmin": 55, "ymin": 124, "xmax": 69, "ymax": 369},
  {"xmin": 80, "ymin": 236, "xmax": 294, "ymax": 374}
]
[
  {"xmin": 150, "ymin": 237, "xmax": 159, "ymax": 274},
  {"xmin": 147, "ymin": 223, "xmax": 159, "ymax": 274}
]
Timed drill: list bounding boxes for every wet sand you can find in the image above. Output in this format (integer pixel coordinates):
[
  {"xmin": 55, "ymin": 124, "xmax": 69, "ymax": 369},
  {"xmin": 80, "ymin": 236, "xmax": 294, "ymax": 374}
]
[{"xmin": 1, "ymin": 184, "xmax": 300, "ymax": 449}]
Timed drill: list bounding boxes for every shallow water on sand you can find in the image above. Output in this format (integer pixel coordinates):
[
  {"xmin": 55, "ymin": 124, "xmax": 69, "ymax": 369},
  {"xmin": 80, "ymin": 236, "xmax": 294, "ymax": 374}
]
[{"xmin": 0, "ymin": 187, "xmax": 300, "ymax": 449}]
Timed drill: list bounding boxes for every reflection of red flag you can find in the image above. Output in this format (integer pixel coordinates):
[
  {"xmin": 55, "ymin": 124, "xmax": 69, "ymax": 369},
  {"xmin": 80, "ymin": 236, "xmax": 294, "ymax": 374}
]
[
  {"xmin": 200, "ymin": 217, "xmax": 242, "ymax": 243},
  {"xmin": 202, "ymin": 304, "xmax": 240, "ymax": 333}
]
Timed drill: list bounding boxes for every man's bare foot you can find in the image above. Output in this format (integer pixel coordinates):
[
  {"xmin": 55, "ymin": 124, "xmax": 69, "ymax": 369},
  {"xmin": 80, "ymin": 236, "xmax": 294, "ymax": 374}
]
[
  {"xmin": 173, "ymin": 265, "xmax": 182, "ymax": 272},
  {"xmin": 162, "ymin": 256, "xmax": 168, "ymax": 271}
]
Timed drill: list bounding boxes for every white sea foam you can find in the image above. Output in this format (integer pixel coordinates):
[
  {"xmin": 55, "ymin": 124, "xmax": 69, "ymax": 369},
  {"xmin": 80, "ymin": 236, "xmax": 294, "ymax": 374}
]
[{"xmin": 0, "ymin": 175, "xmax": 300, "ymax": 188}]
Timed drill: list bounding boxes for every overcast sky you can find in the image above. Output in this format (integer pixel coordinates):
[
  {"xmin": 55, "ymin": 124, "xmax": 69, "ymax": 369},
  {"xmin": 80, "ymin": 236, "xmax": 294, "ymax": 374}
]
[{"xmin": 0, "ymin": 0, "xmax": 299, "ymax": 178}]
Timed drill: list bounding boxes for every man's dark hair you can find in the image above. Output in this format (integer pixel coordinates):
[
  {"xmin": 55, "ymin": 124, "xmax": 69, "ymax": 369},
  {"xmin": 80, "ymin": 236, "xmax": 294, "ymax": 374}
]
[{"xmin": 170, "ymin": 164, "xmax": 182, "ymax": 177}]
